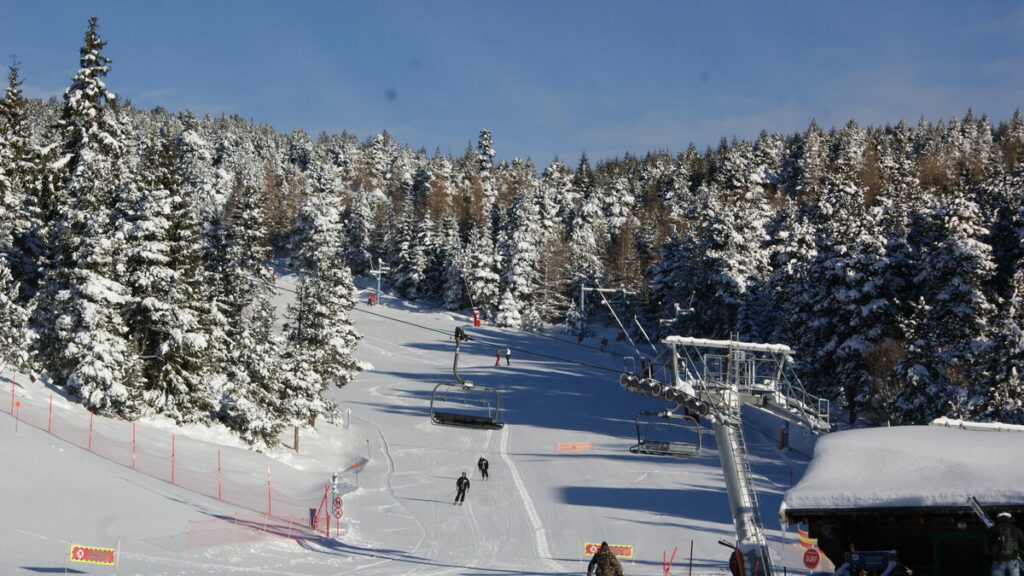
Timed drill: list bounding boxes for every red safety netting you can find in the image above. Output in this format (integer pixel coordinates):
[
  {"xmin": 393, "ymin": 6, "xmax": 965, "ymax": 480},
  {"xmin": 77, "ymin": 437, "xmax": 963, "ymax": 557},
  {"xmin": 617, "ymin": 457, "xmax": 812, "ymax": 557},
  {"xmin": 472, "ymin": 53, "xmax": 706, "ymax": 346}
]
[{"xmin": 6, "ymin": 381, "xmax": 325, "ymax": 536}]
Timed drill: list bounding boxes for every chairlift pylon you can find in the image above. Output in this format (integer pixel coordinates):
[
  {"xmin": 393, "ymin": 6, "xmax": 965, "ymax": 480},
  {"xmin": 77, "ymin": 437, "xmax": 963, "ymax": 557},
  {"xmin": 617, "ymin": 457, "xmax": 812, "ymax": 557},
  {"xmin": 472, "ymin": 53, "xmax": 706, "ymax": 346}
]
[
  {"xmin": 428, "ymin": 328, "xmax": 505, "ymax": 430},
  {"xmin": 629, "ymin": 410, "xmax": 702, "ymax": 458}
]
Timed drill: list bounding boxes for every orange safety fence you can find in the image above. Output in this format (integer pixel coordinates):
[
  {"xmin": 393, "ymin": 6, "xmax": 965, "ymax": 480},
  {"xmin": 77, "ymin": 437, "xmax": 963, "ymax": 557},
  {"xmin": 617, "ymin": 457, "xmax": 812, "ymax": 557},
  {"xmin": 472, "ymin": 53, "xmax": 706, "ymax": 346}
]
[{"xmin": 6, "ymin": 379, "xmax": 340, "ymax": 538}]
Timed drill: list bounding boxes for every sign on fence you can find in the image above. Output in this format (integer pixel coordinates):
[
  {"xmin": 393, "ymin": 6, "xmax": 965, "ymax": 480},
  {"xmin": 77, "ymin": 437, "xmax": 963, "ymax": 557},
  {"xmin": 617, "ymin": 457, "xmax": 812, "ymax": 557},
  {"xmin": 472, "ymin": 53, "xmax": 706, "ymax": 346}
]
[
  {"xmin": 584, "ymin": 542, "xmax": 633, "ymax": 558},
  {"xmin": 557, "ymin": 442, "xmax": 592, "ymax": 452},
  {"xmin": 69, "ymin": 543, "xmax": 116, "ymax": 565}
]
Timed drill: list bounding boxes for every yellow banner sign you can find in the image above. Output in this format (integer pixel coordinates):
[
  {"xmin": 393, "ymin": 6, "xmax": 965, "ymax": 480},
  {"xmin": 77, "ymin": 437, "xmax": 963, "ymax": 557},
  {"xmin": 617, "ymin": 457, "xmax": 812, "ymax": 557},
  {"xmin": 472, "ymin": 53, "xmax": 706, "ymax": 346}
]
[
  {"xmin": 584, "ymin": 542, "xmax": 633, "ymax": 558},
  {"xmin": 69, "ymin": 544, "xmax": 116, "ymax": 565}
]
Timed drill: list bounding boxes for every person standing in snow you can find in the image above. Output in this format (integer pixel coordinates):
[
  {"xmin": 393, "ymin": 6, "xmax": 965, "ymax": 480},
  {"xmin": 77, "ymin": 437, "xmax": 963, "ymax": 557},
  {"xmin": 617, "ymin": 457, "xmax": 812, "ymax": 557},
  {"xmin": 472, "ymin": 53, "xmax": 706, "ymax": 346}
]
[
  {"xmin": 587, "ymin": 542, "xmax": 624, "ymax": 576},
  {"xmin": 988, "ymin": 512, "xmax": 1024, "ymax": 576},
  {"xmin": 504, "ymin": 347, "xmax": 511, "ymax": 366},
  {"xmin": 477, "ymin": 456, "xmax": 489, "ymax": 480},
  {"xmin": 599, "ymin": 337, "xmax": 608, "ymax": 352},
  {"xmin": 495, "ymin": 347, "xmax": 501, "ymax": 366},
  {"xmin": 454, "ymin": 472, "xmax": 470, "ymax": 505}
]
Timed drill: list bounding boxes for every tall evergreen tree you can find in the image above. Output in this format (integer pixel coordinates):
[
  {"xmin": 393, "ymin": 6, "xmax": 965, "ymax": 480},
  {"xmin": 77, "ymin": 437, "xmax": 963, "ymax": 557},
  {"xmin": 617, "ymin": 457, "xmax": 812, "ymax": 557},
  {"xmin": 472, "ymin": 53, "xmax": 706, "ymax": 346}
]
[
  {"xmin": 31, "ymin": 18, "xmax": 142, "ymax": 417},
  {"xmin": 283, "ymin": 187, "xmax": 362, "ymax": 434},
  {"xmin": 124, "ymin": 135, "xmax": 217, "ymax": 423},
  {"xmin": 891, "ymin": 192, "xmax": 997, "ymax": 423}
]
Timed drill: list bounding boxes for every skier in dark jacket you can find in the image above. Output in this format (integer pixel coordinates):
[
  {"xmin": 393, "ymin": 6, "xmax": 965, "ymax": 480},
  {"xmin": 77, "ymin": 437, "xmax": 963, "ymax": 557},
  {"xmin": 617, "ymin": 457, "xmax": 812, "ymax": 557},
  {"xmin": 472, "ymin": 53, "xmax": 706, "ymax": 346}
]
[
  {"xmin": 454, "ymin": 472, "xmax": 470, "ymax": 505},
  {"xmin": 587, "ymin": 542, "xmax": 624, "ymax": 576},
  {"xmin": 478, "ymin": 456, "xmax": 489, "ymax": 480},
  {"xmin": 988, "ymin": 512, "xmax": 1024, "ymax": 576}
]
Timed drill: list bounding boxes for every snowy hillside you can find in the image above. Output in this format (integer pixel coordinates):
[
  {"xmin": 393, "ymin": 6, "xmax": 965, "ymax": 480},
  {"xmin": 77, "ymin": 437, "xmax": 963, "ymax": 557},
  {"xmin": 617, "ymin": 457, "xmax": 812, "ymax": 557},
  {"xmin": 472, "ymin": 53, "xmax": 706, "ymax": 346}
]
[{"xmin": 0, "ymin": 277, "xmax": 817, "ymax": 575}]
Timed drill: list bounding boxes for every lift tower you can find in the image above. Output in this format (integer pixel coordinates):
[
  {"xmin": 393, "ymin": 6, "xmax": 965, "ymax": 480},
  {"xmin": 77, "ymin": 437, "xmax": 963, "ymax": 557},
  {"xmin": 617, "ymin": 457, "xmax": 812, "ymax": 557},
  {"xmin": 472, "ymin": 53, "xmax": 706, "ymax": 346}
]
[{"xmin": 620, "ymin": 337, "xmax": 830, "ymax": 576}]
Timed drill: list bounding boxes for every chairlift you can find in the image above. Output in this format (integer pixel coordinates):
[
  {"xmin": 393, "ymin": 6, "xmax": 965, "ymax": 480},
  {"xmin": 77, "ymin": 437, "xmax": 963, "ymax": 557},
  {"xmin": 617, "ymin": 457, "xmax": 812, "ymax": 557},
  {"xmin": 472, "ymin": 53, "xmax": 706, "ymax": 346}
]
[
  {"xmin": 428, "ymin": 327, "xmax": 505, "ymax": 430},
  {"xmin": 429, "ymin": 382, "xmax": 504, "ymax": 429},
  {"xmin": 629, "ymin": 410, "xmax": 702, "ymax": 458}
]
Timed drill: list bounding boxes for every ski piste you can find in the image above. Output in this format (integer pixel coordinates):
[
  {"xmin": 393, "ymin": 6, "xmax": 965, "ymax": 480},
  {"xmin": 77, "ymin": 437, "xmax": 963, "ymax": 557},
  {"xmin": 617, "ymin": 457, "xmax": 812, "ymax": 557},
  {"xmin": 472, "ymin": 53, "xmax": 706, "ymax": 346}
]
[{"xmin": 970, "ymin": 496, "xmax": 995, "ymax": 529}]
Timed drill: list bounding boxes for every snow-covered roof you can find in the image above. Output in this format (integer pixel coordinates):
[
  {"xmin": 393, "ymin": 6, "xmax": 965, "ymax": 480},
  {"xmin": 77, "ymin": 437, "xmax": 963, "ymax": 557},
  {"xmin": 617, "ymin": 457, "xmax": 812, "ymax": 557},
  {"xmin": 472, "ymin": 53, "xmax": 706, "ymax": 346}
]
[
  {"xmin": 661, "ymin": 336, "xmax": 793, "ymax": 354},
  {"xmin": 782, "ymin": 424, "xmax": 1024, "ymax": 515}
]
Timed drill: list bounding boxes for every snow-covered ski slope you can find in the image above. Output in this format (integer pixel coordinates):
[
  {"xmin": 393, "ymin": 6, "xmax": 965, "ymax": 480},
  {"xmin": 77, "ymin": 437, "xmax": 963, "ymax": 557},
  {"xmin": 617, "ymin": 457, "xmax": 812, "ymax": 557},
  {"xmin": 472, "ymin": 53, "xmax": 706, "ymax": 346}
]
[{"xmin": 0, "ymin": 277, "xmax": 814, "ymax": 575}]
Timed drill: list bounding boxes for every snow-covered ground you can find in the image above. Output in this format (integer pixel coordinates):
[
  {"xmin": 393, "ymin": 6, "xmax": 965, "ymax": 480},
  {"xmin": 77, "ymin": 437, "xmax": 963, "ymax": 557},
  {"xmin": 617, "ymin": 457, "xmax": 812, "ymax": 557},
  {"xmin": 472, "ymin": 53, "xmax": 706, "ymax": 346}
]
[{"xmin": 0, "ymin": 277, "xmax": 818, "ymax": 575}]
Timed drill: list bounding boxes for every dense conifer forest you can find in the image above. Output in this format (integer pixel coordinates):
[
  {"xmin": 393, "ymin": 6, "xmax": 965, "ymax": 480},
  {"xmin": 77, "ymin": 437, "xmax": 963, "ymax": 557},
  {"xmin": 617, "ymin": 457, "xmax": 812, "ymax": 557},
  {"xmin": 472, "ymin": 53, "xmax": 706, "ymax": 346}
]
[{"xmin": 1, "ymin": 19, "xmax": 1022, "ymax": 445}]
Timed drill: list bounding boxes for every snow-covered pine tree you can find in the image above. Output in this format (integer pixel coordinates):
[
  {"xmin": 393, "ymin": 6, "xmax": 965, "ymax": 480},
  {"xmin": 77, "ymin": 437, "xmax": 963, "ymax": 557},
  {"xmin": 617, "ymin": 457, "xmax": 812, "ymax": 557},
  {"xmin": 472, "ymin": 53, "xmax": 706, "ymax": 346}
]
[
  {"xmin": 124, "ymin": 134, "xmax": 217, "ymax": 424},
  {"xmin": 798, "ymin": 181, "xmax": 892, "ymax": 423},
  {"xmin": 389, "ymin": 192, "xmax": 432, "ymax": 299},
  {"xmin": 495, "ymin": 185, "xmax": 544, "ymax": 329},
  {"xmin": 342, "ymin": 189, "xmax": 376, "ymax": 275},
  {"xmin": 463, "ymin": 221, "xmax": 501, "ymax": 318},
  {"xmin": 282, "ymin": 186, "xmax": 362, "ymax": 435},
  {"xmin": 213, "ymin": 176, "xmax": 287, "ymax": 444},
  {"xmin": 2, "ymin": 62, "xmax": 52, "ymax": 302},
  {"xmin": 31, "ymin": 18, "xmax": 142, "ymax": 417},
  {"xmin": 0, "ymin": 256, "xmax": 29, "ymax": 371},
  {"xmin": 970, "ymin": 267, "xmax": 1024, "ymax": 423},
  {"xmin": 431, "ymin": 209, "xmax": 466, "ymax": 309},
  {"xmin": 220, "ymin": 295, "xmax": 285, "ymax": 448},
  {"xmin": 794, "ymin": 120, "xmax": 827, "ymax": 203},
  {"xmin": 890, "ymin": 191, "xmax": 997, "ymax": 424}
]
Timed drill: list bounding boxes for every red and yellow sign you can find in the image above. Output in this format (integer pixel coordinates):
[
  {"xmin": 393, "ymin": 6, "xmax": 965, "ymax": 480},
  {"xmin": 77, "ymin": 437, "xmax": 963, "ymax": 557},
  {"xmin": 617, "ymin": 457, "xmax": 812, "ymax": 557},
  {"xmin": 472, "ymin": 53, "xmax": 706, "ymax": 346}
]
[
  {"xmin": 584, "ymin": 542, "xmax": 634, "ymax": 558},
  {"xmin": 557, "ymin": 442, "xmax": 592, "ymax": 452},
  {"xmin": 797, "ymin": 522, "xmax": 817, "ymax": 548},
  {"xmin": 69, "ymin": 544, "xmax": 116, "ymax": 565}
]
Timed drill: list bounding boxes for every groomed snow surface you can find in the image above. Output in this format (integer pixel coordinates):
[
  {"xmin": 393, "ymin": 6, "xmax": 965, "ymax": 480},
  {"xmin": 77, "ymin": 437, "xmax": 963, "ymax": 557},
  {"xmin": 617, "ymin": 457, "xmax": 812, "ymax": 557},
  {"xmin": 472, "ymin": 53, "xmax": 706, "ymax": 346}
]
[{"xmin": 2, "ymin": 277, "xmax": 822, "ymax": 575}]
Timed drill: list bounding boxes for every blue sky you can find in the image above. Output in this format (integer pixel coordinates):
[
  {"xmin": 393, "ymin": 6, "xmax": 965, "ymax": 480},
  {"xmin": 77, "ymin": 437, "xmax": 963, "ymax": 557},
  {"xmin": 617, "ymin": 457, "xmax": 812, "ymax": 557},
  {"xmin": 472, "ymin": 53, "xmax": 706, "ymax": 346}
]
[{"xmin": 2, "ymin": 1, "xmax": 1023, "ymax": 165}]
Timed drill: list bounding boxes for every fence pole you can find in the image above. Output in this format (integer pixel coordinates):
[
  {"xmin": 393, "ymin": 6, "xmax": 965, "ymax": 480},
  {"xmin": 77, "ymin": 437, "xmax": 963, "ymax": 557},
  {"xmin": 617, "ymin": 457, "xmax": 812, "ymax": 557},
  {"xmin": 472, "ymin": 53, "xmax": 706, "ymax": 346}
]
[
  {"xmin": 171, "ymin": 434, "xmax": 175, "ymax": 484},
  {"xmin": 88, "ymin": 412, "xmax": 93, "ymax": 451},
  {"xmin": 689, "ymin": 539, "xmax": 694, "ymax": 576},
  {"xmin": 48, "ymin": 394, "xmax": 52, "ymax": 433},
  {"xmin": 131, "ymin": 422, "xmax": 136, "ymax": 470},
  {"xmin": 217, "ymin": 450, "xmax": 222, "ymax": 500},
  {"xmin": 267, "ymin": 465, "xmax": 272, "ymax": 517}
]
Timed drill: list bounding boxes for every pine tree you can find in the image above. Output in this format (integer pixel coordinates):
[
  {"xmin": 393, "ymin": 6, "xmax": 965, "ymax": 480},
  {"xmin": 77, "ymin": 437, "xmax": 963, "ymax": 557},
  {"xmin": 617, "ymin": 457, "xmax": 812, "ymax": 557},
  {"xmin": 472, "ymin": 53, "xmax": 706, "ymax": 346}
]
[
  {"xmin": 0, "ymin": 256, "xmax": 29, "ymax": 371},
  {"xmin": 891, "ymin": 192, "xmax": 997, "ymax": 423},
  {"xmin": 282, "ymin": 187, "xmax": 362, "ymax": 434},
  {"xmin": 389, "ymin": 193, "xmax": 432, "ymax": 299},
  {"xmin": 431, "ymin": 209, "xmax": 465, "ymax": 309},
  {"xmin": 463, "ymin": 222, "xmax": 500, "ymax": 318},
  {"xmin": 495, "ymin": 186, "xmax": 543, "ymax": 329},
  {"xmin": 124, "ymin": 135, "xmax": 216, "ymax": 423},
  {"xmin": 220, "ymin": 296, "xmax": 285, "ymax": 448},
  {"xmin": 31, "ymin": 18, "xmax": 142, "ymax": 417}
]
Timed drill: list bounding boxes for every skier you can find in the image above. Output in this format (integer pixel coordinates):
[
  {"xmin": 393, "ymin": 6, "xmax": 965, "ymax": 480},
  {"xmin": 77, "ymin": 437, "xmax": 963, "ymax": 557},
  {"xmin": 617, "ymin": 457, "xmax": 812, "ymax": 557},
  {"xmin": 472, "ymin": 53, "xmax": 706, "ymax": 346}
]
[
  {"xmin": 599, "ymin": 337, "xmax": 608, "ymax": 352},
  {"xmin": 495, "ymin": 348, "xmax": 501, "ymax": 366},
  {"xmin": 504, "ymin": 347, "xmax": 511, "ymax": 366},
  {"xmin": 454, "ymin": 472, "xmax": 470, "ymax": 505},
  {"xmin": 478, "ymin": 456, "xmax": 489, "ymax": 480},
  {"xmin": 988, "ymin": 512, "xmax": 1024, "ymax": 576},
  {"xmin": 587, "ymin": 542, "xmax": 624, "ymax": 576}
]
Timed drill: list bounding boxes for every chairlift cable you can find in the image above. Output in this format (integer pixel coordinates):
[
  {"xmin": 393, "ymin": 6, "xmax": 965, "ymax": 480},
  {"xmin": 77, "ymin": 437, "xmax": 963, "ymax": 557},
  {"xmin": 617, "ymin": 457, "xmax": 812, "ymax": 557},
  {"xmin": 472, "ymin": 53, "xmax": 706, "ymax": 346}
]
[{"xmin": 256, "ymin": 271, "xmax": 629, "ymax": 376}]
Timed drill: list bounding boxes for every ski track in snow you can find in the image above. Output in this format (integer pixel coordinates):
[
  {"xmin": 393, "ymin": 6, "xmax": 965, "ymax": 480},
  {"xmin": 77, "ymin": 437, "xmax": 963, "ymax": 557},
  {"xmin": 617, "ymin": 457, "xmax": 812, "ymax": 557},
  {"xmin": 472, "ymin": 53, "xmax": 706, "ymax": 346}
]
[
  {"xmin": 348, "ymin": 411, "xmax": 433, "ymax": 574},
  {"xmin": 498, "ymin": 422, "xmax": 562, "ymax": 573}
]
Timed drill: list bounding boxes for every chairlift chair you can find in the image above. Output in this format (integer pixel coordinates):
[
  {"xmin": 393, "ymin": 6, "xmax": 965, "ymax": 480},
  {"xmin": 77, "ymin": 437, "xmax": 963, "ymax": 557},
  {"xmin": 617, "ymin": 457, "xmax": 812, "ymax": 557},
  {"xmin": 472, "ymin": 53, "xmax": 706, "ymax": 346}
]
[
  {"xmin": 629, "ymin": 410, "xmax": 702, "ymax": 458},
  {"xmin": 429, "ymin": 382, "xmax": 504, "ymax": 429},
  {"xmin": 428, "ymin": 327, "xmax": 505, "ymax": 430}
]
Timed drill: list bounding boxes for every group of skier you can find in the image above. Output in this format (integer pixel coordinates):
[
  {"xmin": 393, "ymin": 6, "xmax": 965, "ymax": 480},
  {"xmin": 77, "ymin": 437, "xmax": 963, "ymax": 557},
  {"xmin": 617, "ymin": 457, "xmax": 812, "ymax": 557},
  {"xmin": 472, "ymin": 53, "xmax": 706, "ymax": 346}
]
[{"xmin": 453, "ymin": 456, "xmax": 490, "ymax": 505}]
